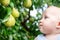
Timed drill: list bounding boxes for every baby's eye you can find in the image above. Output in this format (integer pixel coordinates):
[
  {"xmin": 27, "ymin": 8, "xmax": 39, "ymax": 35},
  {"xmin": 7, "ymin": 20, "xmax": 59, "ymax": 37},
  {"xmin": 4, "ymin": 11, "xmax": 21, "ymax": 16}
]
[{"xmin": 44, "ymin": 16, "xmax": 48, "ymax": 19}]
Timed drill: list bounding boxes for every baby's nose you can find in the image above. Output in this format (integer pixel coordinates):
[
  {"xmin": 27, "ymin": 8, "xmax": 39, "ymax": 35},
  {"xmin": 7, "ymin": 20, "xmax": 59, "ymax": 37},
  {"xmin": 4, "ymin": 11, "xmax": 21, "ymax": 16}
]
[
  {"xmin": 38, "ymin": 19, "xmax": 43, "ymax": 26},
  {"xmin": 38, "ymin": 20, "xmax": 43, "ymax": 27}
]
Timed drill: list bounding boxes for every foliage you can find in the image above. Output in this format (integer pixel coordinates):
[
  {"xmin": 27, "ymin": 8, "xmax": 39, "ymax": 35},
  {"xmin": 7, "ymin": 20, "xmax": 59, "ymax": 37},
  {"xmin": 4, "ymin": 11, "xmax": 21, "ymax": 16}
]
[{"xmin": 0, "ymin": 0, "xmax": 60, "ymax": 40}]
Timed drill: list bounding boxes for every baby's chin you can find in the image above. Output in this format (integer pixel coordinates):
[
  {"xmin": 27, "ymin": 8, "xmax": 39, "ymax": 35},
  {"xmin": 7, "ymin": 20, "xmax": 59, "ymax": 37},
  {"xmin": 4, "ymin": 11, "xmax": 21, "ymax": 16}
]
[
  {"xmin": 40, "ymin": 29, "xmax": 45, "ymax": 34},
  {"xmin": 40, "ymin": 29, "xmax": 50, "ymax": 35}
]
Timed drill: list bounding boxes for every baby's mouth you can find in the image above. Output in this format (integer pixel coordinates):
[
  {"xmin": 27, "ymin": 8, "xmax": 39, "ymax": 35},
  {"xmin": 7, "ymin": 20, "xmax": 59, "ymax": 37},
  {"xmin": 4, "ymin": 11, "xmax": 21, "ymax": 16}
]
[
  {"xmin": 40, "ymin": 24, "xmax": 43, "ymax": 26},
  {"xmin": 40, "ymin": 25, "xmax": 43, "ymax": 26}
]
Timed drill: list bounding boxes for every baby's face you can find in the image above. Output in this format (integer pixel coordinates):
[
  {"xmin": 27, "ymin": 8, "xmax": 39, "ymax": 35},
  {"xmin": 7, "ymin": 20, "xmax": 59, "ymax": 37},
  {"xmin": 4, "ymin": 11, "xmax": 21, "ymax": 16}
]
[{"xmin": 39, "ymin": 6, "xmax": 60, "ymax": 35}]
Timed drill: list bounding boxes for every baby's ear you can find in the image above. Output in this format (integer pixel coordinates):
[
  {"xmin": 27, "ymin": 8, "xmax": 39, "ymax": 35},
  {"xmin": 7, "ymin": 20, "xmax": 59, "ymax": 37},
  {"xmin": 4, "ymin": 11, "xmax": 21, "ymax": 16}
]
[{"xmin": 56, "ymin": 22, "xmax": 60, "ymax": 29}]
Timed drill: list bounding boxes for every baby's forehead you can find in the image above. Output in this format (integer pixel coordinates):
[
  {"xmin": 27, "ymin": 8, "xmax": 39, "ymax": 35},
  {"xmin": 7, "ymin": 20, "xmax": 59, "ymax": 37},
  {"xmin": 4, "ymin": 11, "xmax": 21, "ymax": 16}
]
[{"xmin": 43, "ymin": 6, "xmax": 60, "ymax": 16}]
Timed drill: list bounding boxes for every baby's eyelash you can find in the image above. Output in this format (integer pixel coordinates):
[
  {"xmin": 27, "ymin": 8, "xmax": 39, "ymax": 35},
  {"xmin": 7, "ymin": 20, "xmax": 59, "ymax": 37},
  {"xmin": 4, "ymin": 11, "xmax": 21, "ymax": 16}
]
[{"xmin": 45, "ymin": 16, "xmax": 48, "ymax": 19}]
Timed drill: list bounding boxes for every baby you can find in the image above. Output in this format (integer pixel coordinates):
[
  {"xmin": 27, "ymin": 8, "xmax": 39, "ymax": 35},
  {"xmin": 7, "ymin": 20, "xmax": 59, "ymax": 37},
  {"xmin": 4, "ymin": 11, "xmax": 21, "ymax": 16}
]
[{"xmin": 34, "ymin": 6, "xmax": 60, "ymax": 40}]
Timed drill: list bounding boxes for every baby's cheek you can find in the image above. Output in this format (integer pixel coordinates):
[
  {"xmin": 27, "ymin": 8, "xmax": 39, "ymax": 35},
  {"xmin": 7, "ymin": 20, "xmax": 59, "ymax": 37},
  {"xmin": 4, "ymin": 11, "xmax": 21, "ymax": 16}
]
[
  {"xmin": 45, "ymin": 19, "xmax": 55, "ymax": 27},
  {"xmin": 43, "ymin": 26, "xmax": 53, "ymax": 34},
  {"xmin": 44, "ymin": 23, "xmax": 55, "ymax": 34}
]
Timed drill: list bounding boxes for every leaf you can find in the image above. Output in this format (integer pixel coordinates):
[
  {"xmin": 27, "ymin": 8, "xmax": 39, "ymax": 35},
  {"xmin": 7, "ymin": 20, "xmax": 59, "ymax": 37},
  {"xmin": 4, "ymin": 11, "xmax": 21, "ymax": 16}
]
[
  {"xmin": 9, "ymin": 35, "xmax": 13, "ymax": 40},
  {"xmin": 2, "ymin": 7, "xmax": 12, "ymax": 23}
]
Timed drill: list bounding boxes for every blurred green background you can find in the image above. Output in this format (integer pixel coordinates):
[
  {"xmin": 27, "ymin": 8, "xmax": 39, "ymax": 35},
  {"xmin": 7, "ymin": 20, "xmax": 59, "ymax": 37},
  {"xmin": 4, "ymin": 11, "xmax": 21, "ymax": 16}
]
[{"xmin": 0, "ymin": 0, "xmax": 60, "ymax": 40}]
